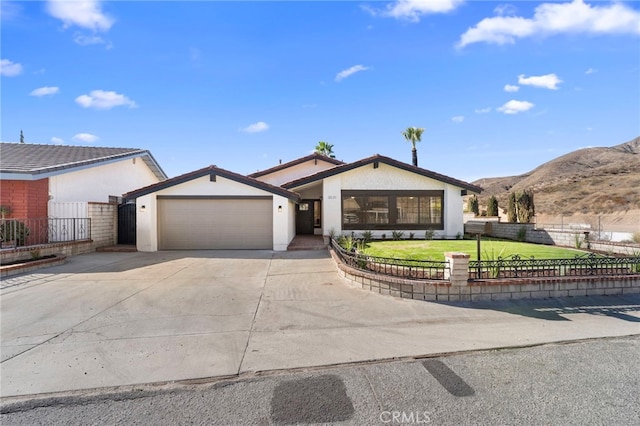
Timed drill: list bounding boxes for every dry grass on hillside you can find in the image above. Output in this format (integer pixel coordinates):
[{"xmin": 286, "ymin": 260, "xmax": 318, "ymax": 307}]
[{"xmin": 470, "ymin": 137, "xmax": 640, "ymax": 231}]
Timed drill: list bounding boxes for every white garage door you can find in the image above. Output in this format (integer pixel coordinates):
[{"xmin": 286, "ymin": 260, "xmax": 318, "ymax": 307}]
[{"xmin": 157, "ymin": 197, "xmax": 273, "ymax": 249}]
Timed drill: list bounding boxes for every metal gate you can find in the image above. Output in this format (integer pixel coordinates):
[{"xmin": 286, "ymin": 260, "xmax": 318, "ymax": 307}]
[{"xmin": 118, "ymin": 203, "xmax": 136, "ymax": 245}]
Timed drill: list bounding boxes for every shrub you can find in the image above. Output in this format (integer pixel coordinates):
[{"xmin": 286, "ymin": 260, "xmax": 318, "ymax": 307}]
[
  {"xmin": 516, "ymin": 226, "xmax": 527, "ymax": 242},
  {"xmin": 507, "ymin": 193, "xmax": 517, "ymax": 223},
  {"xmin": 409, "ymin": 232, "xmax": 415, "ymax": 240},
  {"xmin": 360, "ymin": 230, "xmax": 373, "ymax": 242},
  {"xmin": 424, "ymin": 230, "xmax": 435, "ymax": 240},
  {"xmin": 468, "ymin": 195, "xmax": 479, "ymax": 216},
  {"xmin": 30, "ymin": 249, "xmax": 41, "ymax": 260},
  {"xmin": 574, "ymin": 233, "xmax": 583, "ymax": 249},
  {"xmin": 0, "ymin": 220, "xmax": 30, "ymax": 246},
  {"xmin": 487, "ymin": 196, "xmax": 499, "ymax": 217},
  {"xmin": 632, "ymin": 232, "xmax": 640, "ymax": 244},
  {"xmin": 516, "ymin": 189, "xmax": 535, "ymax": 223},
  {"xmin": 392, "ymin": 230, "xmax": 404, "ymax": 240}
]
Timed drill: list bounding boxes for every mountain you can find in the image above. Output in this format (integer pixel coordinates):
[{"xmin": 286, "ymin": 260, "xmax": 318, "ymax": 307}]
[{"xmin": 472, "ymin": 137, "xmax": 640, "ymax": 217}]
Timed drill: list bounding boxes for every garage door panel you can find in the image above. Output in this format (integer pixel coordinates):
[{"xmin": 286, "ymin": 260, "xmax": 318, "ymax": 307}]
[{"xmin": 158, "ymin": 198, "xmax": 273, "ymax": 249}]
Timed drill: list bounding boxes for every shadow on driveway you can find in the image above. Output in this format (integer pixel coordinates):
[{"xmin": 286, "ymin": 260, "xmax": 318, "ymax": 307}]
[{"xmin": 437, "ymin": 295, "xmax": 640, "ymax": 322}]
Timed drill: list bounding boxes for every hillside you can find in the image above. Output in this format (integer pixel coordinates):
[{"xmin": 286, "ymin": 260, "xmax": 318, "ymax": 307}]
[{"xmin": 472, "ymin": 137, "xmax": 640, "ymax": 230}]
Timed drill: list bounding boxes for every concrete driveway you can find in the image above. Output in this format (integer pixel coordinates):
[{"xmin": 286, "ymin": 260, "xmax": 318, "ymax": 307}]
[{"xmin": 2, "ymin": 250, "xmax": 639, "ymax": 398}]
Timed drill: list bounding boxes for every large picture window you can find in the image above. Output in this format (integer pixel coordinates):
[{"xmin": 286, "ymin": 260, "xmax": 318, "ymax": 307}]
[{"xmin": 342, "ymin": 190, "xmax": 444, "ymax": 230}]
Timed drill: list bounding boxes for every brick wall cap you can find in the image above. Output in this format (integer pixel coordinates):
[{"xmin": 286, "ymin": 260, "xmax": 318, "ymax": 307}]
[{"xmin": 445, "ymin": 252, "xmax": 470, "ymax": 259}]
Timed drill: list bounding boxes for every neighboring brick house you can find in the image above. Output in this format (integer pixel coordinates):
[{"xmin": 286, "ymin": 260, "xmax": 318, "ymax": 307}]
[{"xmin": 0, "ymin": 143, "xmax": 167, "ymax": 220}]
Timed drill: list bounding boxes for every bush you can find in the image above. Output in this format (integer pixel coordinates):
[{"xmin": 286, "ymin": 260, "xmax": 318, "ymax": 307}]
[
  {"xmin": 468, "ymin": 195, "xmax": 479, "ymax": 216},
  {"xmin": 516, "ymin": 189, "xmax": 535, "ymax": 223},
  {"xmin": 360, "ymin": 230, "xmax": 373, "ymax": 243},
  {"xmin": 516, "ymin": 226, "xmax": 527, "ymax": 242},
  {"xmin": 0, "ymin": 220, "xmax": 30, "ymax": 246},
  {"xmin": 487, "ymin": 196, "xmax": 499, "ymax": 217},
  {"xmin": 507, "ymin": 193, "xmax": 517, "ymax": 223},
  {"xmin": 392, "ymin": 230, "xmax": 404, "ymax": 240},
  {"xmin": 424, "ymin": 230, "xmax": 435, "ymax": 240}
]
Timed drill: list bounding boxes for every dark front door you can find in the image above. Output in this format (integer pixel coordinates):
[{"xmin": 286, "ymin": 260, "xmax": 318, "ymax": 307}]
[
  {"xmin": 295, "ymin": 200, "xmax": 314, "ymax": 235},
  {"xmin": 118, "ymin": 203, "xmax": 136, "ymax": 245}
]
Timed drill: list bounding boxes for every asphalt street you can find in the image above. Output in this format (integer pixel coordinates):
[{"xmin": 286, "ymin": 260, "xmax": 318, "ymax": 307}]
[{"xmin": 2, "ymin": 335, "xmax": 639, "ymax": 425}]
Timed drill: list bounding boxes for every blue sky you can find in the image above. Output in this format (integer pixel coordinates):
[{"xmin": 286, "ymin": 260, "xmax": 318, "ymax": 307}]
[{"xmin": 2, "ymin": 0, "xmax": 639, "ymax": 182}]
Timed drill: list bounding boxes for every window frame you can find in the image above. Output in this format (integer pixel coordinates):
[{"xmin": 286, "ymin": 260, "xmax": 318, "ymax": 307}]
[{"xmin": 341, "ymin": 190, "xmax": 444, "ymax": 230}]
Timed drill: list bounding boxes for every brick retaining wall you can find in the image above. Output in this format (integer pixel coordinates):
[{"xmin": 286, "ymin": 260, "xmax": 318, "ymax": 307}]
[{"xmin": 330, "ymin": 248, "xmax": 640, "ymax": 302}]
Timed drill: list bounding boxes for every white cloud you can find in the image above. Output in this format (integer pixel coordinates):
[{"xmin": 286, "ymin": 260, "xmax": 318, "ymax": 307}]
[
  {"xmin": 0, "ymin": 59, "xmax": 23, "ymax": 77},
  {"xmin": 457, "ymin": 0, "xmax": 640, "ymax": 48},
  {"xmin": 46, "ymin": 0, "xmax": 114, "ymax": 32},
  {"xmin": 451, "ymin": 115, "xmax": 464, "ymax": 123},
  {"xmin": 30, "ymin": 86, "xmax": 60, "ymax": 97},
  {"xmin": 518, "ymin": 73, "xmax": 562, "ymax": 90},
  {"xmin": 72, "ymin": 133, "xmax": 99, "ymax": 143},
  {"xmin": 73, "ymin": 33, "xmax": 112, "ymax": 48},
  {"xmin": 475, "ymin": 107, "xmax": 492, "ymax": 114},
  {"xmin": 240, "ymin": 121, "xmax": 269, "ymax": 133},
  {"xmin": 335, "ymin": 65, "xmax": 370, "ymax": 82},
  {"xmin": 497, "ymin": 100, "xmax": 535, "ymax": 114},
  {"xmin": 50, "ymin": 137, "xmax": 64, "ymax": 144},
  {"xmin": 368, "ymin": 0, "xmax": 464, "ymax": 22},
  {"xmin": 75, "ymin": 90, "xmax": 137, "ymax": 109},
  {"xmin": 494, "ymin": 4, "xmax": 517, "ymax": 16},
  {"xmin": 585, "ymin": 67, "xmax": 597, "ymax": 75},
  {"xmin": 504, "ymin": 84, "xmax": 519, "ymax": 92}
]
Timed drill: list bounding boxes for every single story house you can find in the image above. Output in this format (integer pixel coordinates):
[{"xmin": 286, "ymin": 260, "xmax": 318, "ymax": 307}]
[
  {"xmin": 0, "ymin": 143, "xmax": 167, "ymax": 219},
  {"xmin": 124, "ymin": 153, "xmax": 482, "ymax": 251}
]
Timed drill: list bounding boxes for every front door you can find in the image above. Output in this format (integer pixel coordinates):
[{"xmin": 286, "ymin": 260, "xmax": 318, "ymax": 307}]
[{"xmin": 295, "ymin": 200, "xmax": 314, "ymax": 234}]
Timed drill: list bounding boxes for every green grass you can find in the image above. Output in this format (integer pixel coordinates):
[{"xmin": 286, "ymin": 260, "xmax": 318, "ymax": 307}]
[{"xmin": 362, "ymin": 239, "xmax": 589, "ymax": 261}]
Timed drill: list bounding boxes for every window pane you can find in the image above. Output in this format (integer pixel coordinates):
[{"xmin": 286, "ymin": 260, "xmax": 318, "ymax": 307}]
[
  {"xmin": 419, "ymin": 197, "xmax": 430, "ymax": 223},
  {"xmin": 419, "ymin": 196, "xmax": 442, "ymax": 224},
  {"xmin": 430, "ymin": 197, "xmax": 442, "ymax": 224},
  {"xmin": 366, "ymin": 196, "xmax": 389, "ymax": 224},
  {"xmin": 343, "ymin": 196, "xmax": 364, "ymax": 224},
  {"xmin": 397, "ymin": 197, "xmax": 419, "ymax": 224}
]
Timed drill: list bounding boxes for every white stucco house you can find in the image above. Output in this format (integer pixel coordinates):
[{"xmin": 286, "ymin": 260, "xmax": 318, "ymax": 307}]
[{"xmin": 124, "ymin": 153, "xmax": 482, "ymax": 251}]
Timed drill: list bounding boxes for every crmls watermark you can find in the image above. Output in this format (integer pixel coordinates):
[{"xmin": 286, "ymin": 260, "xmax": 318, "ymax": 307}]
[{"xmin": 379, "ymin": 410, "xmax": 432, "ymax": 424}]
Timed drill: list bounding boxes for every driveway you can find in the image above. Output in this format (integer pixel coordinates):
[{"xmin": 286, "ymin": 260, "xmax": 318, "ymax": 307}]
[{"xmin": 2, "ymin": 250, "xmax": 639, "ymax": 398}]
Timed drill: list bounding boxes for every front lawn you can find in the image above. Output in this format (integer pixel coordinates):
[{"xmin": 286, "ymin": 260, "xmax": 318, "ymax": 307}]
[{"xmin": 362, "ymin": 239, "xmax": 588, "ymax": 261}]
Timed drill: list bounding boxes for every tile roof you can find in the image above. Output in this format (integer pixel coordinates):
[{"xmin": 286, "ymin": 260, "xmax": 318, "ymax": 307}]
[
  {"xmin": 0, "ymin": 143, "xmax": 167, "ymax": 181},
  {"xmin": 124, "ymin": 165, "xmax": 300, "ymax": 202},
  {"xmin": 248, "ymin": 153, "xmax": 344, "ymax": 178},
  {"xmin": 282, "ymin": 154, "xmax": 484, "ymax": 193}
]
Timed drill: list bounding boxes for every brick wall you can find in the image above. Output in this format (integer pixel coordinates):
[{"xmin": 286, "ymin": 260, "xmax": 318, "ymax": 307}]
[
  {"xmin": 330, "ymin": 248, "xmax": 640, "ymax": 302},
  {"xmin": 0, "ymin": 179, "xmax": 49, "ymax": 219},
  {"xmin": 88, "ymin": 202, "xmax": 117, "ymax": 248}
]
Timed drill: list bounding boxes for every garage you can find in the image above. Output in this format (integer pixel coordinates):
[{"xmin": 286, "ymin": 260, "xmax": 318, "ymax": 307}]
[{"xmin": 157, "ymin": 196, "xmax": 273, "ymax": 250}]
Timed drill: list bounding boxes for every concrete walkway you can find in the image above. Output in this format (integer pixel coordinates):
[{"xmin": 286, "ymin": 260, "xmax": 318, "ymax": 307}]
[{"xmin": 1, "ymin": 250, "xmax": 639, "ymax": 398}]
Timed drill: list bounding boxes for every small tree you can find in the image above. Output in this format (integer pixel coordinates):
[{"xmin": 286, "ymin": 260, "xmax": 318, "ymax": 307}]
[
  {"xmin": 487, "ymin": 196, "xmax": 499, "ymax": 217},
  {"xmin": 468, "ymin": 194, "xmax": 479, "ymax": 216},
  {"xmin": 516, "ymin": 189, "xmax": 535, "ymax": 223},
  {"xmin": 507, "ymin": 192, "xmax": 517, "ymax": 223},
  {"xmin": 20, "ymin": 130, "xmax": 25, "ymax": 144}
]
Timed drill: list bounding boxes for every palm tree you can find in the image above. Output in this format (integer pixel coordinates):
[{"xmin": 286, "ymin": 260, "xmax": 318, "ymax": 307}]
[
  {"xmin": 315, "ymin": 141, "xmax": 335, "ymax": 158},
  {"xmin": 401, "ymin": 127, "xmax": 424, "ymax": 166}
]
